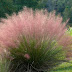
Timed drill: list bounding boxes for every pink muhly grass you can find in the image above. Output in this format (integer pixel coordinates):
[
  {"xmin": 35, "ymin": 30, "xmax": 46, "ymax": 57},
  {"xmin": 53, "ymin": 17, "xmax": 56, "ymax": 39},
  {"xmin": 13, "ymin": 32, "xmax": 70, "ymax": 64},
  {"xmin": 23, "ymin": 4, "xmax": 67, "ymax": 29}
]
[
  {"xmin": 58, "ymin": 34, "xmax": 72, "ymax": 58},
  {"xmin": 0, "ymin": 7, "xmax": 71, "ymax": 55},
  {"xmin": 0, "ymin": 7, "xmax": 72, "ymax": 71},
  {"xmin": 58, "ymin": 34, "xmax": 72, "ymax": 49},
  {"xmin": 24, "ymin": 54, "xmax": 30, "ymax": 59}
]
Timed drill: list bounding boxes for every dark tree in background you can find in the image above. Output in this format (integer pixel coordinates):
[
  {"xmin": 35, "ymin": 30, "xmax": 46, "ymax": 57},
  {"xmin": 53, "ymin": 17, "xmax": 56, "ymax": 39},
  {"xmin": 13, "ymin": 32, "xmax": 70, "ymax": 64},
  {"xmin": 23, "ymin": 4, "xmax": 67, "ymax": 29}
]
[
  {"xmin": 0, "ymin": 0, "xmax": 17, "ymax": 18},
  {"xmin": 0, "ymin": 0, "xmax": 42, "ymax": 18},
  {"xmin": 63, "ymin": 0, "xmax": 72, "ymax": 26},
  {"xmin": 13, "ymin": 0, "xmax": 40, "ymax": 9},
  {"xmin": 41, "ymin": 0, "xmax": 72, "ymax": 26}
]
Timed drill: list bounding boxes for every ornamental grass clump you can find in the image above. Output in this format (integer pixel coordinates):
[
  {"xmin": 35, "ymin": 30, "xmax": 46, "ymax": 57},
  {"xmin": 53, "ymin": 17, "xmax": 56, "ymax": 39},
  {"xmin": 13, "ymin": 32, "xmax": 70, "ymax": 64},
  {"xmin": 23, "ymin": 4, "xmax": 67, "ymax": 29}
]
[{"xmin": 0, "ymin": 7, "xmax": 72, "ymax": 72}]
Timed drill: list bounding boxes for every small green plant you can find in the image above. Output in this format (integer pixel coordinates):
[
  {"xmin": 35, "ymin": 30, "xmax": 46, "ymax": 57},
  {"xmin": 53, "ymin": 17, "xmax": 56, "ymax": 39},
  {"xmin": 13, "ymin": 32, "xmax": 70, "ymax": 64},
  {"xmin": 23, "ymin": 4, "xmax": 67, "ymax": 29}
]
[
  {"xmin": 68, "ymin": 27, "xmax": 72, "ymax": 36},
  {"xmin": 0, "ymin": 57, "xmax": 10, "ymax": 72}
]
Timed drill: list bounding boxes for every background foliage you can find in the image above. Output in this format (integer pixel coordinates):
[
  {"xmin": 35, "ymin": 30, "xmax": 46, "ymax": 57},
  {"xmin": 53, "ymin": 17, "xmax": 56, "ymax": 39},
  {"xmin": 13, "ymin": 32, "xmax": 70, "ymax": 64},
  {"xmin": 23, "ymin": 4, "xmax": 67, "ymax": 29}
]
[
  {"xmin": 0, "ymin": 0, "xmax": 72, "ymax": 26},
  {"xmin": 41, "ymin": 0, "xmax": 72, "ymax": 26},
  {"xmin": 0, "ymin": 0, "xmax": 42, "ymax": 18}
]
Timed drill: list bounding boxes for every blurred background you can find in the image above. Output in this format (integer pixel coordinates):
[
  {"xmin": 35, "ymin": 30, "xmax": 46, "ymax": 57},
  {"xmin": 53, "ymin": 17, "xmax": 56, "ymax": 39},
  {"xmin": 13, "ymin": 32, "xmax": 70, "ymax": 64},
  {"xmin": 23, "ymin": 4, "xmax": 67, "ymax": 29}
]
[{"xmin": 0, "ymin": 0, "xmax": 72, "ymax": 26}]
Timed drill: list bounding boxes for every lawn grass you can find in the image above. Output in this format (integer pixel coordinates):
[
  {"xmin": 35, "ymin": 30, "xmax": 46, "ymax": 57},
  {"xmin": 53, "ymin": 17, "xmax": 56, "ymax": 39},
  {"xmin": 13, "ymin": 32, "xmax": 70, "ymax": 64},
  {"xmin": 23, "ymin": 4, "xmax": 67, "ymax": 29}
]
[{"xmin": 50, "ymin": 60, "xmax": 72, "ymax": 72}]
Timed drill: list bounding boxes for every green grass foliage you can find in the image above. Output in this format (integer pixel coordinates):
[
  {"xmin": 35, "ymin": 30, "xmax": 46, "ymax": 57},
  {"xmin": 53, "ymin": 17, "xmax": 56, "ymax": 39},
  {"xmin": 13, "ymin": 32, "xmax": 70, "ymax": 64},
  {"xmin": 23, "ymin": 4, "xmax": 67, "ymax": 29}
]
[{"xmin": 8, "ymin": 37, "xmax": 65, "ymax": 72}]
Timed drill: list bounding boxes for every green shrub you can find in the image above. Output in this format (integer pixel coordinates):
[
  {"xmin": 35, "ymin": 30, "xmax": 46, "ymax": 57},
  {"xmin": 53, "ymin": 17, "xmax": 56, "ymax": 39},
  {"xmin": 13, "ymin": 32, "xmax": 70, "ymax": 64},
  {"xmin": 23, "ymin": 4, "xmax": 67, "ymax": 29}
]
[{"xmin": 67, "ymin": 27, "xmax": 72, "ymax": 36}]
